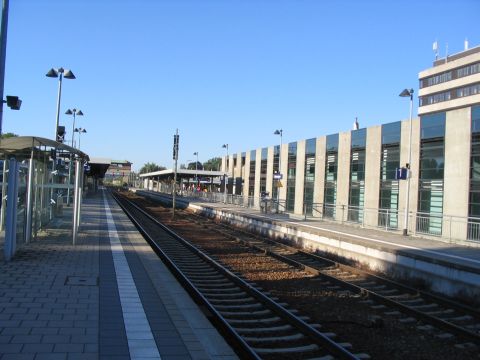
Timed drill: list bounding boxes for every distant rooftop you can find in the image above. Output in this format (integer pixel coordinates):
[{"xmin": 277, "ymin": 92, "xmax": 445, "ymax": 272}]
[{"xmin": 433, "ymin": 45, "xmax": 480, "ymax": 66}]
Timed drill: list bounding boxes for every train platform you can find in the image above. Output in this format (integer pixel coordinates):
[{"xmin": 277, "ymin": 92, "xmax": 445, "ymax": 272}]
[
  {"xmin": 136, "ymin": 190, "xmax": 480, "ymax": 301},
  {"xmin": 0, "ymin": 190, "xmax": 238, "ymax": 360}
]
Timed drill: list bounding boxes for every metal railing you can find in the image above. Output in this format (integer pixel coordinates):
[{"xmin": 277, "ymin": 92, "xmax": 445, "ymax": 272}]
[{"xmin": 146, "ymin": 187, "xmax": 480, "ymax": 244}]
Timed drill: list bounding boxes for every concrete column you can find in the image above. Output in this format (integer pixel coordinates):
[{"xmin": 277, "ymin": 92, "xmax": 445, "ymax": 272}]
[
  {"xmin": 254, "ymin": 148, "xmax": 261, "ymax": 201},
  {"xmin": 313, "ymin": 136, "xmax": 326, "ymax": 216},
  {"xmin": 244, "ymin": 151, "xmax": 251, "ymax": 201},
  {"xmin": 295, "ymin": 140, "xmax": 306, "ymax": 215},
  {"xmin": 399, "ymin": 117, "xmax": 420, "ymax": 232},
  {"xmin": 364, "ymin": 126, "xmax": 381, "ymax": 227},
  {"xmin": 266, "ymin": 146, "xmax": 274, "ymax": 195},
  {"xmin": 279, "ymin": 143, "xmax": 289, "ymax": 205},
  {"xmin": 336, "ymin": 131, "xmax": 351, "ymax": 222},
  {"xmin": 443, "ymin": 107, "xmax": 470, "ymax": 240}
]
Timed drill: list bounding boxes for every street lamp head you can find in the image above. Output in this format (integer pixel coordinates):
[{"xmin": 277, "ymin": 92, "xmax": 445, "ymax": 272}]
[
  {"xmin": 222, "ymin": 144, "xmax": 228, "ymax": 149},
  {"xmin": 63, "ymin": 69, "xmax": 76, "ymax": 79},
  {"xmin": 399, "ymin": 88, "xmax": 414, "ymax": 98},
  {"xmin": 76, "ymin": 110, "xmax": 84, "ymax": 116},
  {"xmin": 65, "ymin": 109, "xmax": 73, "ymax": 115},
  {"xmin": 274, "ymin": 129, "xmax": 283, "ymax": 136},
  {"xmin": 193, "ymin": 152, "xmax": 198, "ymax": 155},
  {"xmin": 74, "ymin": 128, "xmax": 86, "ymax": 133},
  {"xmin": 46, "ymin": 68, "xmax": 58, "ymax": 78}
]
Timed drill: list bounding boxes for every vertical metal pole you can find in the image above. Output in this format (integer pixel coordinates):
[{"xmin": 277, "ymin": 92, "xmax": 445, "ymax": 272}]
[
  {"xmin": 0, "ymin": 155, "xmax": 7, "ymax": 230},
  {"xmin": 25, "ymin": 148, "xmax": 34, "ymax": 243},
  {"xmin": 278, "ymin": 132, "xmax": 282, "ymax": 212},
  {"xmin": 0, "ymin": 0, "xmax": 9, "ymax": 137},
  {"xmin": 54, "ymin": 73, "xmax": 63, "ymax": 141},
  {"xmin": 403, "ymin": 92, "xmax": 414, "ymax": 236},
  {"xmin": 77, "ymin": 162, "xmax": 84, "ymax": 226},
  {"xmin": 66, "ymin": 112, "xmax": 76, "ymax": 206},
  {"xmin": 172, "ymin": 129, "xmax": 179, "ymax": 218},
  {"xmin": 224, "ymin": 145, "xmax": 228, "ymax": 204},
  {"xmin": 4, "ymin": 156, "xmax": 17, "ymax": 261},
  {"xmin": 72, "ymin": 159, "xmax": 81, "ymax": 245}
]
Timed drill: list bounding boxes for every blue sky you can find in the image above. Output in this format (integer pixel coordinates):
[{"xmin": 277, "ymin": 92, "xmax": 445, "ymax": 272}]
[{"xmin": 4, "ymin": 0, "xmax": 479, "ymax": 170}]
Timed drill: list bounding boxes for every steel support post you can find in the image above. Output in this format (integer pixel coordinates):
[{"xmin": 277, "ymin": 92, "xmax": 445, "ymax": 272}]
[
  {"xmin": 72, "ymin": 160, "xmax": 81, "ymax": 245},
  {"xmin": 24, "ymin": 149, "xmax": 34, "ymax": 243},
  {"xmin": 4, "ymin": 156, "xmax": 18, "ymax": 261}
]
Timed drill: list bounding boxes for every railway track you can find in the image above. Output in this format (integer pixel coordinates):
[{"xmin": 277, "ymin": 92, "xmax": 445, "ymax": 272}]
[
  {"xmin": 112, "ymin": 191, "xmax": 367, "ymax": 360},
  {"xmin": 181, "ymin": 203, "xmax": 480, "ymax": 350}
]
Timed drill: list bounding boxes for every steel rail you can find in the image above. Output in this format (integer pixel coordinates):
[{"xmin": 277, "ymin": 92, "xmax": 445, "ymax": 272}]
[{"xmin": 113, "ymin": 191, "xmax": 361, "ymax": 360}]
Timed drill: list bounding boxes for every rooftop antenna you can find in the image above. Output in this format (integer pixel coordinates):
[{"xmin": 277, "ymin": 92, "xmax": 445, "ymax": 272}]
[
  {"xmin": 464, "ymin": 38, "xmax": 469, "ymax": 51},
  {"xmin": 353, "ymin": 117, "xmax": 359, "ymax": 130},
  {"xmin": 433, "ymin": 40, "xmax": 439, "ymax": 60}
]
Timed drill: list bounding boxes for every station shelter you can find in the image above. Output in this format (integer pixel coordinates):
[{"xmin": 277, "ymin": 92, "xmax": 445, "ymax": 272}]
[{"xmin": 0, "ymin": 136, "xmax": 89, "ymax": 261}]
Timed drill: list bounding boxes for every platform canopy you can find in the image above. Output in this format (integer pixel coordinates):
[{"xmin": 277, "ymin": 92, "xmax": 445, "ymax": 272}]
[
  {"xmin": 0, "ymin": 136, "xmax": 88, "ymax": 160},
  {"xmin": 88, "ymin": 157, "xmax": 112, "ymax": 179},
  {"xmin": 139, "ymin": 168, "xmax": 225, "ymax": 180}
]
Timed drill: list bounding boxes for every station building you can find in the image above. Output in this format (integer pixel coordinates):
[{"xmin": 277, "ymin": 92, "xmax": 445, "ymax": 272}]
[{"xmin": 221, "ymin": 45, "xmax": 480, "ymax": 244}]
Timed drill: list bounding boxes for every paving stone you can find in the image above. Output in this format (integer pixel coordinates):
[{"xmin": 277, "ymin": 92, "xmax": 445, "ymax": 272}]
[
  {"xmin": 21, "ymin": 343, "xmax": 54, "ymax": 353},
  {"xmin": 0, "ymin": 354, "xmax": 36, "ymax": 360},
  {"xmin": 41, "ymin": 334, "xmax": 71, "ymax": 343},
  {"xmin": 0, "ymin": 343, "xmax": 23, "ymax": 353},
  {"xmin": 53, "ymin": 343, "xmax": 84, "ymax": 353}
]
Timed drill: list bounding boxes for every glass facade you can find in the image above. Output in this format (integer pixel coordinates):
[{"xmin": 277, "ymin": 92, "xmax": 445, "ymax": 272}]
[
  {"xmin": 260, "ymin": 148, "xmax": 268, "ymax": 194},
  {"xmin": 248, "ymin": 150, "xmax": 256, "ymax": 196},
  {"xmin": 379, "ymin": 122, "xmax": 401, "ymax": 229},
  {"xmin": 418, "ymin": 112, "xmax": 446, "ymax": 235},
  {"xmin": 303, "ymin": 138, "xmax": 316, "ymax": 215},
  {"xmin": 272, "ymin": 145, "xmax": 280, "ymax": 200},
  {"xmin": 348, "ymin": 129, "xmax": 366, "ymax": 223},
  {"xmin": 286, "ymin": 142, "xmax": 297, "ymax": 212},
  {"xmin": 468, "ymin": 106, "xmax": 480, "ymax": 240},
  {"xmin": 324, "ymin": 134, "xmax": 339, "ymax": 218}
]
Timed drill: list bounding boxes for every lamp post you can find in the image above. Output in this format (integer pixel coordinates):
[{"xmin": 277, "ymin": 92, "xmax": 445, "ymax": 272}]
[
  {"xmin": 399, "ymin": 88, "xmax": 414, "ymax": 236},
  {"xmin": 65, "ymin": 108, "xmax": 83, "ymax": 147},
  {"xmin": 274, "ymin": 129, "xmax": 283, "ymax": 211},
  {"xmin": 193, "ymin": 152, "xmax": 198, "ymax": 187},
  {"xmin": 74, "ymin": 128, "xmax": 87, "ymax": 150},
  {"xmin": 46, "ymin": 67, "xmax": 75, "ymax": 141},
  {"xmin": 65, "ymin": 109, "xmax": 83, "ymax": 206},
  {"xmin": 222, "ymin": 144, "xmax": 229, "ymax": 203}
]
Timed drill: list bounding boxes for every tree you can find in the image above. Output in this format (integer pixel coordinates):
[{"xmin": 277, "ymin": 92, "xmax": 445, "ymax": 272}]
[
  {"xmin": 203, "ymin": 157, "xmax": 221, "ymax": 171},
  {"xmin": 187, "ymin": 161, "xmax": 203, "ymax": 170},
  {"xmin": 0, "ymin": 132, "xmax": 18, "ymax": 139},
  {"xmin": 138, "ymin": 162, "xmax": 166, "ymax": 174}
]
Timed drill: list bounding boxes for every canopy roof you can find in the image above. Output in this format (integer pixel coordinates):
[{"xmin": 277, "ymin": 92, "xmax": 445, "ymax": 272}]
[
  {"xmin": 139, "ymin": 168, "xmax": 225, "ymax": 179},
  {"xmin": 0, "ymin": 136, "xmax": 88, "ymax": 160}
]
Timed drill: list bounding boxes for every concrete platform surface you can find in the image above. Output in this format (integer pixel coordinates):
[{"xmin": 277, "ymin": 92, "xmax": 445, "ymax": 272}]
[{"xmin": 0, "ymin": 190, "xmax": 238, "ymax": 360}]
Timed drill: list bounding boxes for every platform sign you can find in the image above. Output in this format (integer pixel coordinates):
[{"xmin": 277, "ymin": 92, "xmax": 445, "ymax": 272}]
[{"xmin": 395, "ymin": 167, "xmax": 408, "ymax": 180}]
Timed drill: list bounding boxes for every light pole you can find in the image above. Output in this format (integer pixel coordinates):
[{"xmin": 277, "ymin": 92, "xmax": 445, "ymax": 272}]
[
  {"xmin": 400, "ymin": 88, "xmax": 414, "ymax": 236},
  {"xmin": 65, "ymin": 109, "xmax": 83, "ymax": 206},
  {"xmin": 65, "ymin": 108, "xmax": 83, "ymax": 147},
  {"xmin": 222, "ymin": 144, "xmax": 228, "ymax": 203},
  {"xmin": 74, "ymin": 128, "xmax": 87, "ymax": 150},
  {"xmin": 46, "ymin": 67, "xmax": 75, "ymax": 141},
  {"xmin": 274, "ymin": 129, "xmax": 283, "ymax": 211},
  {"xmin": 193, "ymin": 152, "xmax": 198, "ymax": 188}
]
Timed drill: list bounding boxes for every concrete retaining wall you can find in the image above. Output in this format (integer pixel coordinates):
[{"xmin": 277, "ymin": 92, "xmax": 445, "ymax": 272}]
[{"xmin": 135, "ymin": 190, "xmax": 480, "ymax": 302}]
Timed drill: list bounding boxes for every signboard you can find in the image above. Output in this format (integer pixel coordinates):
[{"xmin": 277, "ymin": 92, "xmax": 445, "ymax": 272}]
[
  {"xmin": 275, "ymin": 180, "xmax": 283, "ymax": 188},
  {"xmin": 273, "ymin": 173, "xmax": 283, "ymax": 180},
  {"xmin": 395, "ymin": 167, "xmax": 408, "ymax": 180}
]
